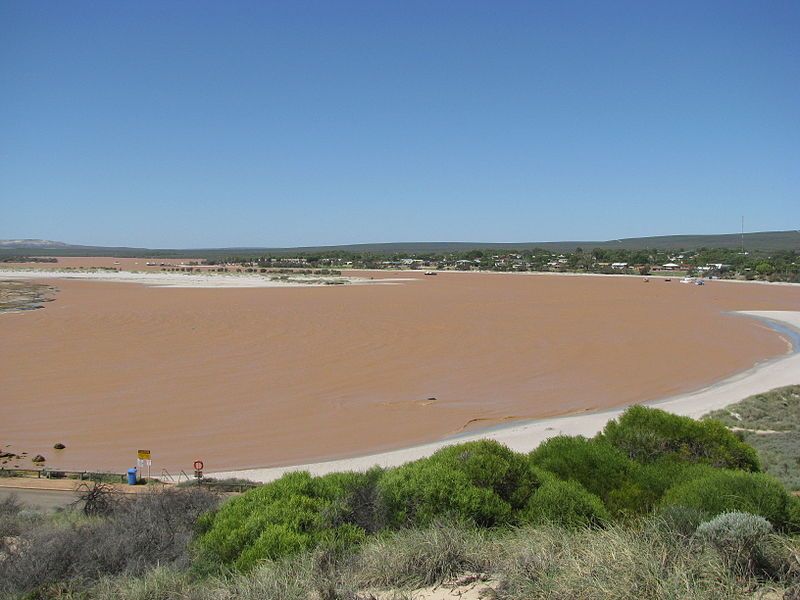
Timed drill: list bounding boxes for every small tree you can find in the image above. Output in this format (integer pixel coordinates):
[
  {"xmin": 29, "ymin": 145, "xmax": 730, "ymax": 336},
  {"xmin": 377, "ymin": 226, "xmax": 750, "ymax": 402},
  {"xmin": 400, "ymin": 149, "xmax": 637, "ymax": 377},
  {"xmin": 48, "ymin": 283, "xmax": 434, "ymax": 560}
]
[{"xmin": 74, "ymin": 481, "xmax": 118, "ymax": 516}]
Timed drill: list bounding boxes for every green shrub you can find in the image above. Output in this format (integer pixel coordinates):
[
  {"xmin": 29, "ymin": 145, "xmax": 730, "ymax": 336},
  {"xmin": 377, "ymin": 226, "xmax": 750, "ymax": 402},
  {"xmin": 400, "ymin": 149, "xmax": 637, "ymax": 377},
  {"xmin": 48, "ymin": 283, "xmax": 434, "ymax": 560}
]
[
  {"xmin": 653, "ymin": 504, "xmax": 710, "ymax": 538},
  {"xmin": 632, "ymin": 459, "xmax": 720, "ymax": 512},
  {"xmin": 198, "ymin": 443, "xmax": 541, "ymax": 571},
  {"xmin": 696, "ymin": 512, "xmax": 772, "ymax": 572},
  {"xmin": 378, "ymin": 440, "xmax": 544, "ymax": 528},
  {"xmin": 662, "ymin": 469, "xmax": 797, "ymax": 530},
  {"xmin": 528, "ymin": 436, "xmax": 643, "ymax": 515},
  {"xmin": 601, "ymin": 405, "xmax": 760, "ymax": 471},
  {"xmin": 379, "ymin": 458, "xmax": 512, "ymax": 528},
  {"xmin": 324, "ymin": 466, "xmax": 386, "ymax": 534},
  {"xmin": 521, "ymin": 479, "xmax": 609, "ymax": 528},
  {"xmin": 195, "ymin": 470, "xmax": 372, "ymax": 571},
  {"xmin": 788, "ymin": 495, "xmax": 800, "ymax": 530},
  {"xmin": 429, "ymin": 441, "xmax": 540, "ymax": 509}
]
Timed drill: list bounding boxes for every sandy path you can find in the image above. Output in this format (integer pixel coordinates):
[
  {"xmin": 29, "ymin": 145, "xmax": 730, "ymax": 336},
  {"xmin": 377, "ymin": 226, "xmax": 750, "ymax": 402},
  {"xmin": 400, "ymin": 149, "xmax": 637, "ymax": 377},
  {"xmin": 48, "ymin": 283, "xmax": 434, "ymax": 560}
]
[{"xmin": 211, "ymin": 310, "xmax": 800, "ymax": 482}]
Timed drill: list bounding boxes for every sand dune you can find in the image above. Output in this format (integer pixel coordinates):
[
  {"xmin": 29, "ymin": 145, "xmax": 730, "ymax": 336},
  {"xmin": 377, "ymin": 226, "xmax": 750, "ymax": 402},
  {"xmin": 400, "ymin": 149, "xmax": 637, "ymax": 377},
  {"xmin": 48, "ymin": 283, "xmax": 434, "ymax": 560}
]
[{"xmin": 1, "ymin": 268, "xmax": 798, "ymax": 474}]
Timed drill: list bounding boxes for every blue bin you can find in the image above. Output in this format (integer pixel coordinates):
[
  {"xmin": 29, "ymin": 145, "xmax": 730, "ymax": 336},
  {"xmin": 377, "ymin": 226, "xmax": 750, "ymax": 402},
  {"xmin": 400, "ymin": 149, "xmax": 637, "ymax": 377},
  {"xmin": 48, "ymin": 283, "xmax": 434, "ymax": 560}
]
[{"xmin": 127, "ymin": 468, "xmax": 137, "ymax": 485}]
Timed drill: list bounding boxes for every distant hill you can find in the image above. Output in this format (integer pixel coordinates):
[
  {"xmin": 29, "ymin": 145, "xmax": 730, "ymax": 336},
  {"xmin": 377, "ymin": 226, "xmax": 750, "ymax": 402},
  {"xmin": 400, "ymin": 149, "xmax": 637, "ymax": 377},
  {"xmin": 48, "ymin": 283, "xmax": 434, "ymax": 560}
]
[
  {"xmin": 0, "ymin": 239, "xmax": 72, "ymax": 249},
  {"xmin": 1, "ymin": 230, "xmax": 798, "ymax": 257}
]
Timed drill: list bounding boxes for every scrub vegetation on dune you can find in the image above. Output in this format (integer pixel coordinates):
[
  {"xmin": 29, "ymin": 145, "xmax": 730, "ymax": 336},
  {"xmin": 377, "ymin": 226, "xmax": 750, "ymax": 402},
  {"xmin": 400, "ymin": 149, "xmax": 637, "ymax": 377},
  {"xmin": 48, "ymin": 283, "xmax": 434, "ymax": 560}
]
[
  {"xmin": 706, "ymin": 385, "xmax": 800, "ymax": 490},
  {"xmin": 2, "ymin": 404, "xmax": 800, "ymax": 599}
]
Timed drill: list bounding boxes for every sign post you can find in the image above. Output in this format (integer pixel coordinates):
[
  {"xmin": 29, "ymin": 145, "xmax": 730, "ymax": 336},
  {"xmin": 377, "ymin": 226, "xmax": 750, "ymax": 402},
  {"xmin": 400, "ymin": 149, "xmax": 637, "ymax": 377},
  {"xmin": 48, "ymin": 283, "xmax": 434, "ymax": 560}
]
[{"xmin": 137, "ymin": 450, "xmax": 152, "ymax": 482}]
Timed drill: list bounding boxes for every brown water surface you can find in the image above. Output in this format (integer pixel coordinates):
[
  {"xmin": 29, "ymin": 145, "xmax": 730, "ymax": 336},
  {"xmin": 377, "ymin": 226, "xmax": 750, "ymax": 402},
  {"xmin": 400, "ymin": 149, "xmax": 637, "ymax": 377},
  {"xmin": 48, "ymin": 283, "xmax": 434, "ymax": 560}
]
[{"xmin": 1, "ymin": 267, "xmax": 798, "ymax": 472}]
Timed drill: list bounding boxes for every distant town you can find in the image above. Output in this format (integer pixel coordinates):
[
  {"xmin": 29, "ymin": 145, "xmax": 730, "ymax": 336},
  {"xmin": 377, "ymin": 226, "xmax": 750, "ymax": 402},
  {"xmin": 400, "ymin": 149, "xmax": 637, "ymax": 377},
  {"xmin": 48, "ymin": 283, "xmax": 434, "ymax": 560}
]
[
  {"xmin": 2, "ymin": 237, "xmax": 799, "ymax": 283},
  {"xmin": 195, "ymin": 246, "xmax": 799, "ymax": 283}
]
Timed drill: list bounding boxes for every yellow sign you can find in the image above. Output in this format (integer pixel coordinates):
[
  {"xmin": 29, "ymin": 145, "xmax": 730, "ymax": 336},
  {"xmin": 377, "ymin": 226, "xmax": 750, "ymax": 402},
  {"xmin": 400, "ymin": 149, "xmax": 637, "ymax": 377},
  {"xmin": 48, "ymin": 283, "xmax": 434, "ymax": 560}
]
[{"xmin": 137, "ymin": 450, "xmax": 151, "ymax": 460}]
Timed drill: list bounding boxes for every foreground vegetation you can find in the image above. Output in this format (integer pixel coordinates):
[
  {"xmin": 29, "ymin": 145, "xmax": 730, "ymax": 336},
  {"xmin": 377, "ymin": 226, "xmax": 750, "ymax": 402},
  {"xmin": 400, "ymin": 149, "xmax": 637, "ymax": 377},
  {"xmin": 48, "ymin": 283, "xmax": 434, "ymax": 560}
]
[
  {"xmin": 2, "ymin": 405, "xmax": 800, "ymax": 599},
  {"xmin": 26, "ymin": 518, "xmax": 799, "ymax": 600}
]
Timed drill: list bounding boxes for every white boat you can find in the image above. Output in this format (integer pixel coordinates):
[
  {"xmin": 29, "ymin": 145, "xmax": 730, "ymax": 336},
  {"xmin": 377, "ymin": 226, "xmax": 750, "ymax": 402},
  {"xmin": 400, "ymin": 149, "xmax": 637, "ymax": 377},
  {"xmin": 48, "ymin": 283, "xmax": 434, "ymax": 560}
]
[{"xmin": 680, "ymin": 277, "xmax": 694, "ymax": 284}]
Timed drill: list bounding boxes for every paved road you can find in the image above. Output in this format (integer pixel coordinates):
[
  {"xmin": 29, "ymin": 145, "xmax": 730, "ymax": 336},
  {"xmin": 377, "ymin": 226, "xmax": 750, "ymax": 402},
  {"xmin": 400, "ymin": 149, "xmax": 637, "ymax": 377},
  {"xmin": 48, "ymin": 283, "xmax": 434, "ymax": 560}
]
[{"xmin": 0, "ymin": 487, "xmax": 77, "ymax": 511}]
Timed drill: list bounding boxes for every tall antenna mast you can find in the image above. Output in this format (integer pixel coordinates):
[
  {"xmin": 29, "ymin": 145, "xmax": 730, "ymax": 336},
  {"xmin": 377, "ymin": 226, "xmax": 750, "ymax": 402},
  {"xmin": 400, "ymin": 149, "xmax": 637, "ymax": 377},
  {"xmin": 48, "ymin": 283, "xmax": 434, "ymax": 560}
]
[{"xmin": 741, "ymin": 215, "xmax": 745, "ymax": 254}]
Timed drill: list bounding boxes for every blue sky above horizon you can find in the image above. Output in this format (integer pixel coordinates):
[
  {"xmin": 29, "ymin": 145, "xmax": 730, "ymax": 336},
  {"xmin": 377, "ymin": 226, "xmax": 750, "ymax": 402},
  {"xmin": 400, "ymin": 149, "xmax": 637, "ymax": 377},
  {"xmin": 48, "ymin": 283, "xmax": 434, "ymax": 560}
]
[{"xmin": 1, "ymin": 1, "xmax": 798, "ymax": 248}]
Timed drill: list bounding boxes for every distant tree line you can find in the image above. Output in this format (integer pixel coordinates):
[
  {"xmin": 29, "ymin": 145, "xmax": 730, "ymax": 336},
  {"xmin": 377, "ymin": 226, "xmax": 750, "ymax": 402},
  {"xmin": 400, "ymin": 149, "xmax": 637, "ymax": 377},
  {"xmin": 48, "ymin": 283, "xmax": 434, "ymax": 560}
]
[
  {"xmin": 0, "ymin": 256, "xmax": 58, "ymax": 263},
  {"xmin": 205, "ymin": 246, "xmax": 800, "ymax": 283}
]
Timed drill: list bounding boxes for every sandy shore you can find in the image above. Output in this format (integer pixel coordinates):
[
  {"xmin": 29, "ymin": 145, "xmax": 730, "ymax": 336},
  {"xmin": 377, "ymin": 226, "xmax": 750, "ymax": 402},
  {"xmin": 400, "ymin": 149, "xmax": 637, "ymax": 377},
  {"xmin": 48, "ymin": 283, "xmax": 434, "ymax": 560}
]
[
  {"xmin": 0, "ymin": 268, "xmax": 406, "ymax": 288},
  {"xmin": 1, "ymin": 267, "xmax": 798, "ymax": 474},
  {"xmin": 211, "ymin": 310, "xmax": 800, "ymax": 482}
]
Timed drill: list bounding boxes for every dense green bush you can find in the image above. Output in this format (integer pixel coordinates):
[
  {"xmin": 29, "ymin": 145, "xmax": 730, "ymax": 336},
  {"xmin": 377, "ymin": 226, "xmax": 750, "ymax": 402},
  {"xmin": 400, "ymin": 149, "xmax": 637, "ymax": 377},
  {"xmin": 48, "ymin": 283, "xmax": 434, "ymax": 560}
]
[
  {"xmin": 195, "ymin": 470, "xmax": 371, "ymax": 571},
  {"xmin": 379, "ymin": 440, "xmax": 543, "ymax": 528},
  {"xmin": 521, "ymin": 479, "xmax": 609, "ymax": 528},
  {"xmin": 427, "ymin": 441, "xmax": 540, "ymax": 509},
  {"xmin": 528, "ymin": 436, "xmax": 644, "ymax": 514},
  {"xmin": 661, "ymin": 469, "xmax": 798, "ymax": 531},
  {"xmin": 325, "ymin": 466, "xmax": 386, "ymax": 534},
  {"xmin": 632, "ymin": 459, "xmax": 720, "ymax": 512},
  {"xmin": 194, "ymin": 407, "xmax": 793, "ymax": 573},
  {"xmin": 601, "ymin": 405, "xmax": 760, "ymax": 471},
  {"xmin": 788, "ymin": 496, "xmax": 800, "ymax": 530},
  {"xmin": 197, "ymin": 441, "xmax": 546, "ymax": 570}
]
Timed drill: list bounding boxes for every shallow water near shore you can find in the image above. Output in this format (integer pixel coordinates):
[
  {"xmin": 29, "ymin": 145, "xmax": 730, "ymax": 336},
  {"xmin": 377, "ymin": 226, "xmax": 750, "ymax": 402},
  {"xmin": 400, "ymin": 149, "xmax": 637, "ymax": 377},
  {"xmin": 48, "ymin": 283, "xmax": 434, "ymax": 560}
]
[{"xmin": 756, "ymin": 316, "xmax": 800, "ymax": 353}]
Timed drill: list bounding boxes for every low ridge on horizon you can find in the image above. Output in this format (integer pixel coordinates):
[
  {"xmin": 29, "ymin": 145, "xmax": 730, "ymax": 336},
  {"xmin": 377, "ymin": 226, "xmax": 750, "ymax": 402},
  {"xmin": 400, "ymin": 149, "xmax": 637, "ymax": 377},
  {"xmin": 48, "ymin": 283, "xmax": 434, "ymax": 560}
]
[{"xmin": 1, "ymin": 229, "xmax": 799, "ymax": 254}]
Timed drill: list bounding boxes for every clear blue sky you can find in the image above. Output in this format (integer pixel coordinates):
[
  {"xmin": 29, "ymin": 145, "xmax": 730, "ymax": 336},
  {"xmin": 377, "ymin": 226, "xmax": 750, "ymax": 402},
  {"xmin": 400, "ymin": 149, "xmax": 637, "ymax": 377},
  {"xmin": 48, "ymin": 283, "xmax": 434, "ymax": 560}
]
[{"xmin": 1, "ymin": 1, "xmax": 798, "ymax": 248}]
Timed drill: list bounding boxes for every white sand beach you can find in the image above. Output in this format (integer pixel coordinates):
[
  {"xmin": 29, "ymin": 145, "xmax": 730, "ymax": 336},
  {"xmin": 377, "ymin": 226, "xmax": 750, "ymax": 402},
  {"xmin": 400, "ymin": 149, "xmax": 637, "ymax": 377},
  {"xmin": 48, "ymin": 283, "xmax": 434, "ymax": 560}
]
[{"xmin": 0, "ymin": 268, "xmax": 411, "ymax": 288}]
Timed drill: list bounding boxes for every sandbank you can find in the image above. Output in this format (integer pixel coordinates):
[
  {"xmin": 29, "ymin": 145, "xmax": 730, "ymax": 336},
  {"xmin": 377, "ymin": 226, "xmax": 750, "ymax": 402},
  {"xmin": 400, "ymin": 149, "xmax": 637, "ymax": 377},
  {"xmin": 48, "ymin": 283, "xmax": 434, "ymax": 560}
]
[{"xmin": 0, "ymin": 268, "xmax": 408, "ymax": 288}]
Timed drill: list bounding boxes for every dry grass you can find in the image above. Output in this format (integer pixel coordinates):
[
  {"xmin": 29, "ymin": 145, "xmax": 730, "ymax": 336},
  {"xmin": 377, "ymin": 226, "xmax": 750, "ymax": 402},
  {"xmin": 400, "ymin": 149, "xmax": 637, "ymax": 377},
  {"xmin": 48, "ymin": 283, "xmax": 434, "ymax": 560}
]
[
  {"xmin": 492, "ymin": 524, "xmax": 745, "ymax": 599},
  {"xmin": 43, "ymin": 518, "xmax": 800, "ymax": 600},
  {"xmin": 351, "ymin": 520, "xmax": 491, "ymax": 589}
]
